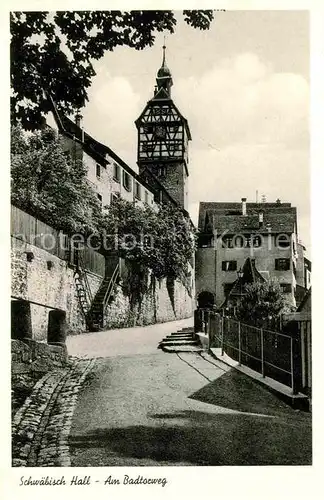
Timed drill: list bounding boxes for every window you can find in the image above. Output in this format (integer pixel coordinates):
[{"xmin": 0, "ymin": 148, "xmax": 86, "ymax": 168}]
[
  {"xmin": 222, "ymin": 235, "xmax": 234, "ymax": 248},
  {"xmin": 222, "ymin": 261, "xmax": 237, "ymax": 272},
  {"xmin": 135, "ymin": 182, "xmax": 141, "ymax": 200},
  {"xmin": 97, "ymin": 193, "xmax": 102, "ymax": 205},
  {"xmin": 142, "ymin": 143, "xmax": 155, "ymax": 152},
  {"xmin": 143, "ymin": 125, "xmax": 153, "ymax": 134},
  {"xmin": 198, "ymin": 233, "xmax": 213, "ymax": 248},
  {"xmin": 277, "ymin": 234, "xmax": 291, "ymax": 248},
  {"xmin": 145, "ymin": 191, "xmax": 149, "ymax": 204},
  {"xmin": 280, "ymin": 283, "xmax": 292, "ymax": 293},
  {"xmin": 113, "ymin": 163, "xmax": 120, "ymax": 182},
  {"xmin": 96, "ymin": 163, "xmax": 101, "ymax": 178},
  {"xmin": 122, "ymin": 170, "xmax": 132, "ymax": 191},
  {"xmin": 250, "ymin": 235, "xmax": 262, "ymax": 248},
  {"xmin": 111, "ymin": 192, "xmax": 120, "ymax": 204},
  {"xmin": 275, "ymin": 258, "xmax": 290, "ymax": 271},
  {"xmin": 169, "ymin": 142, "xmax": 181, "ymax": 151},
  {"xmin": 157, "ymin": 165, "xmax": 167, "ymax": 177}
]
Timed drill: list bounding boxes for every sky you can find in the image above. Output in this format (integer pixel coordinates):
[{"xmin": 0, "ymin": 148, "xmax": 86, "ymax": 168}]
[{"xmin": 77, "ymin": 10, "xmax": 310, "ymax": 252}]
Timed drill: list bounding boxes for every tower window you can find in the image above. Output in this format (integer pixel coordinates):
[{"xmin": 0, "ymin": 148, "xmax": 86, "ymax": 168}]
[
  {"xmin": 142, "ymin": 143, "xmax": 155, "ymax": 152},
  {"xmin": 96, "ymin": 164, "xmax": 101, "ymax": 178},
  {"xmin": 122, "ymin": 171, "xmax": 132, "ymax": 192},
  {"xmin": 113, "ymin": 163, "xmax": 120, "ymax": 182},
  {"xmin": 97, "ymin": 193, "xmax": 102, "ymax": 205}
]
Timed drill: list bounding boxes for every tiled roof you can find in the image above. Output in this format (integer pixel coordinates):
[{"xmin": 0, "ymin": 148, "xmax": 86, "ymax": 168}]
[{"xmin": 199, "ymin": 202, "xmax": 297, "ymax": 235}]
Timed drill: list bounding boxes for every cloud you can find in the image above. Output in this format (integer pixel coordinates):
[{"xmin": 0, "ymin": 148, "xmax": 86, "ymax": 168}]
[
  {"xmin": 173, "ymin": 52, "xmax": 309, "ymax": 149},
  {"xmin": 83, "ymin": 69, "xmax": 141, "ymax": 169},
  {"xmin": 79, "ymin": 51, "xmax": 309, "ymax": 249}
]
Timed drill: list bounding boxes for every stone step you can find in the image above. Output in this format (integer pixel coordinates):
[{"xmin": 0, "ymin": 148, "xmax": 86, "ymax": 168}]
[
  {"xmin": 159, "ymin": 339, "xmax": 199, "ymax": 346},
  {"xmin": 169, "ymin": 332, "xmax": 194, "ymax": 337},
  {"xmin": 165, "ymin": 334, "xmax": 194, "ymax": 340},
  {"xmin": 160, "ymin": 344, "xmax": 203, "ymax": 353},
  {"xmin": 178, "ymin": 327, "xmax": 194, "ymax": 332}
]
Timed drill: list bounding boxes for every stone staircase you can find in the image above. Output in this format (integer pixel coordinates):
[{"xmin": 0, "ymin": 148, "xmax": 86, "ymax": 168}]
[
  {"xmin": 87, "ymin": 263, "xmax": 119, "ymax": 332},
  {"xmin": 158, "ymin": 326, "xmax": 202, "ymax": 353}
]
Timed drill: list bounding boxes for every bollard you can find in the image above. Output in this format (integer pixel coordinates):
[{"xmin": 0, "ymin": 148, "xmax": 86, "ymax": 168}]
[
  {"xmin": 11, "ymin": 299, "xmax": 32, "ymax": 341},
  {"xmin": 47, "ymin": 310, "xmax": 67, "ymax": 347}
]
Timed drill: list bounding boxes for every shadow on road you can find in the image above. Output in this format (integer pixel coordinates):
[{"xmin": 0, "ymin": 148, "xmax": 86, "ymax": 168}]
[
  {"xmin": 188, "ymin": 369, "xmax": 308, "ymax": 417},
  {"xmin": 69, "ymin": 408, "xmax": 312, "ymax": 466}
]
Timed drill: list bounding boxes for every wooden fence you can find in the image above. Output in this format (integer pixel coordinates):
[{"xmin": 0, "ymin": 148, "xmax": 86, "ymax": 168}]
[{"xmin": 11, "ymin": 205, "xmax": 105, "ymax": 277}]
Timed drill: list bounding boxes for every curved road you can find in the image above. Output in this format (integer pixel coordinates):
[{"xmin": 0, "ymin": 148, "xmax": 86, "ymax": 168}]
[{"xmin": 67, "ymin": 320, "xmax": 311, "ymax": 466}]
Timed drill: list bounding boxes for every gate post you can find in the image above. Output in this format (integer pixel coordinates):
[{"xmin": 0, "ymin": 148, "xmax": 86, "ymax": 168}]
[
  {"xmin": 48, "ymin": 310, "xmax": 67, "ymax": 347},
  {"xmin": 221, "ymin": 316, "xmax": 225, "ymax": 356},
  {"xmin": 238, "ymin": 321, "xmax": 241, "ymax": 365},
  {"xmin": 11, "ymin": 299, "xmax": 32, "ymax": 341},
  {"xmin": 260, "ymin": 328, "xmax": 265, "ymax": 377}
]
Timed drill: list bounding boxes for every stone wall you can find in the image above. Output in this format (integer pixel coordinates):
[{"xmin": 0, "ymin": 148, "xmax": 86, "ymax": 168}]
[
  {"xmin": 12, "ymin": 339, "xmax": 69, "ymax": 376},
  {"xmin": 11, "ymin": 237, "xmax": 102, "ymax": 340},
  {"xmin": 104, "ymin": 276, "xmax": 194, "ymax": 329},
  {"xmin": 12, "ymin": 236, "xmax": 194, "ymax": 337}
]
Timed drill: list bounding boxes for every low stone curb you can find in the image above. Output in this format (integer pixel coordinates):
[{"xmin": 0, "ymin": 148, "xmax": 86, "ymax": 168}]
[{"xmin": 12, "ymin": 358, "xmax": 96, "ymax": 467}]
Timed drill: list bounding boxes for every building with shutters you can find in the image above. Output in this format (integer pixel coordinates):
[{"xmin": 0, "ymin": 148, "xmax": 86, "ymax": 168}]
[{"xmin": 196, "ymin": 198, "xmax": 311, "ymax": 309}]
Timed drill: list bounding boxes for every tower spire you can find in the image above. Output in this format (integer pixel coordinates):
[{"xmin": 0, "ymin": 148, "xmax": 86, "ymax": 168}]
[
  {"xmin": 155, "ymin": 37, "xmax": 173, "ymax": 97},
  {"xmin": 162, "ymin": 36, "xmax": 166, "ymax": 66}
]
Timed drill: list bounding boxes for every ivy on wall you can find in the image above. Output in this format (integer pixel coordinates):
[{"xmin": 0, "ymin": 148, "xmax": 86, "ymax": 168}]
[{"xmin": 100, "ymin": 198, "xmax": 196, "ymax": 311}]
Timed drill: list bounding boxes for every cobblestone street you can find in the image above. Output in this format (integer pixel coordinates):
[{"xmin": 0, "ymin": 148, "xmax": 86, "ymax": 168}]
[{"xmin": 12, "ymin": 319, "xmax": 311, "ymax": 467}]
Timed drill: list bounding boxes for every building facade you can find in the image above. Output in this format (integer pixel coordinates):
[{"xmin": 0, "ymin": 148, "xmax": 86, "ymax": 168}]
[{"xmin": 196, "ymin": 198, "xmax": 309, "ymax": 309}]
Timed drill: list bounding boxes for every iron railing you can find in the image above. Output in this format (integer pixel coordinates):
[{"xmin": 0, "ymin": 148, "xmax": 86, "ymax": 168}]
[{"xmin": 195, "ymin": 309, "xmax": 311, "ymax": 396}]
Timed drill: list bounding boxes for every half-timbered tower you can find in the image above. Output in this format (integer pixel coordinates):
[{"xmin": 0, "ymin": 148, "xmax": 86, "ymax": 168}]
[{"xmin": 135, "ymin": 45, "xmax": 192, "ymax": 210}]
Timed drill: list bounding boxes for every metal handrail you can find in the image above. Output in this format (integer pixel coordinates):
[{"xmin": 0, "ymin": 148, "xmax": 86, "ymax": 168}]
[
  {"xmin": 103, "ymin": 263, "xmax": 119, "ymax": 308},
  {"xmin": 200, "ymin": 309, "xmax": 297, "ymax": 394},
  {"xmin": 77, "ymin": 251, "xmax": 93, "ymax": 304}
]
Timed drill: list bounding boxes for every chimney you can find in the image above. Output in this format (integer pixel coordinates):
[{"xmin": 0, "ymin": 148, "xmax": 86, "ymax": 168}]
[
  {"xmin": 241, "ymin": 197, "xmax": 247, "ymax": 216},
  {"xmin": 75, "ymin": 111, "xmax": 84, "ymax": 143},
  {"xmin": 259, "ymin": 211, "xmax": 264, "ymax": 227},
  {"xmin": 75, "ymin": 112, "xmax": 82, "ymax": 128}
]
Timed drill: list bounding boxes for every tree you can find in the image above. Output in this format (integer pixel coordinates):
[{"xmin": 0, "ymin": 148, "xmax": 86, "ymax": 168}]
[
  {"xmin": 11, "ymin": 125, "xmax": 102, "ymax": 235},
  {"xmin": 11, "ymin": 10, "xmax": 215, "ymax": 129},
  {"xmin": 236, "ymin": 280, "xmax": 295, "ymax": 326},
  {"xmin": 99, "ymin": 198, "xmax": 195, "ymax": 309}
]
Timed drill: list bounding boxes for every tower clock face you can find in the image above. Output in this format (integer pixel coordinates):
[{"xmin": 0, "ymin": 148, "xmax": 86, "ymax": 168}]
[{"xmin": 154, "ymin": 126, "xmax": 166, "ymax": 139}]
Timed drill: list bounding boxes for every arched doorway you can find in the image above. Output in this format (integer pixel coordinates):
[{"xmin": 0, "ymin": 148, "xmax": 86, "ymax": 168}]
[{"xmin": 197, "ymin": 291, "xmax": 215, "ymax": 309}]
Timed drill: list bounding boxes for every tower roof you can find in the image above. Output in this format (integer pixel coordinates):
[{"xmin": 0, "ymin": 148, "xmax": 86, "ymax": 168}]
[
  {"xmin": 157, "ymin": 44, "xmax": 172, "ymax": 77},
  {"xmin": 155, "ymin": 43, "xmax": 173, "ymax": 97}
]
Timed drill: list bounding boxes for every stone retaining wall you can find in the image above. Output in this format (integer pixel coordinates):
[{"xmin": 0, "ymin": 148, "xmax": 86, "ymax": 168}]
[
  {"xmin": 11, "ymin": 237, "xmax": 102, "ymax": 339},
  {"xmin": 12, "ymin": 339, "xmax": 69, "ymax": 376}
]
